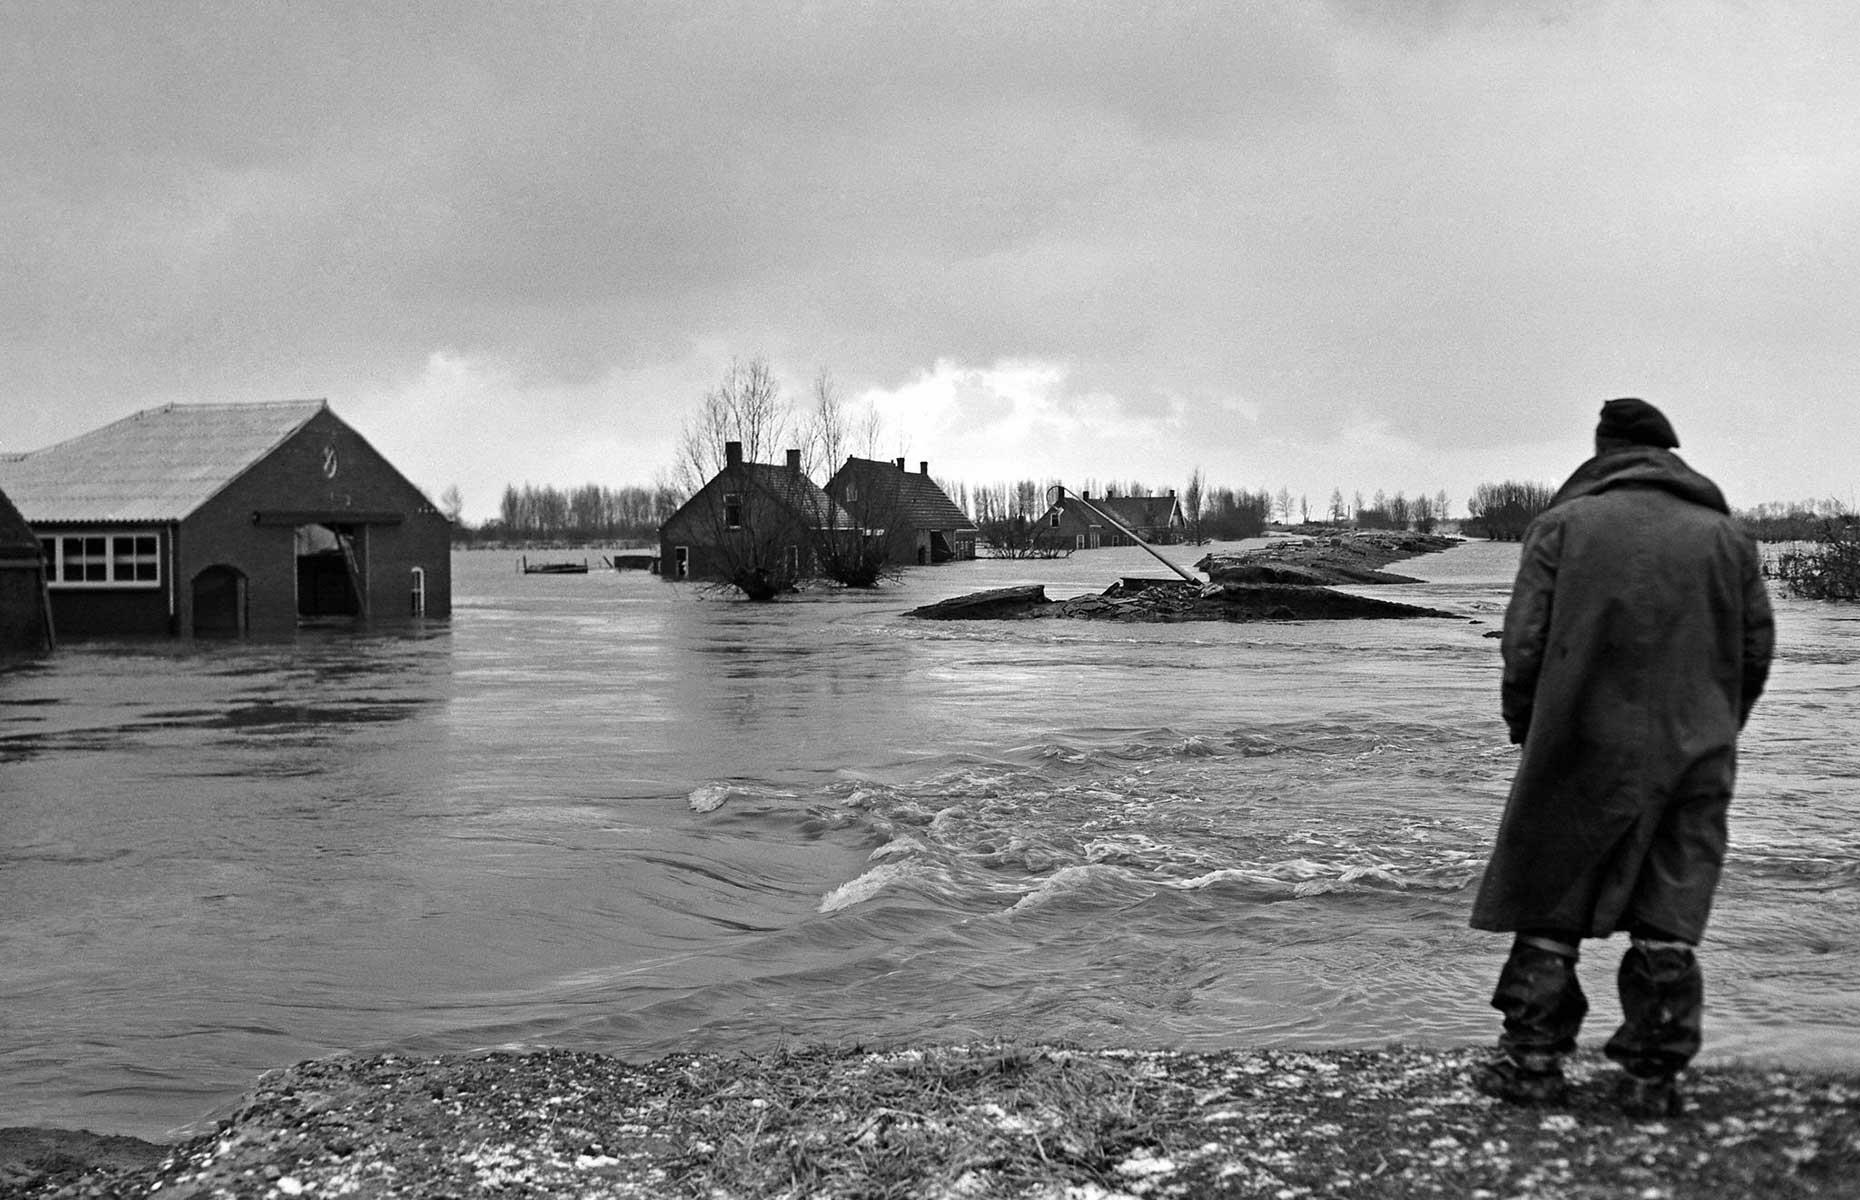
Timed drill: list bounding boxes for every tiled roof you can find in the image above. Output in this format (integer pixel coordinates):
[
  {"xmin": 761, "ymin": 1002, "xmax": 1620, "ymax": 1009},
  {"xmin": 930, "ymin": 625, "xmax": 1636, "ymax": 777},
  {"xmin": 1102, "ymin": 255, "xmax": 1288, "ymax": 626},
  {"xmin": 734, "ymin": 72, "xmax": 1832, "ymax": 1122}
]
[
  {"xmin": 740, "ymin": 462, "xmax": 860, "ymax": 529},
  {"xmin": 830, "ymin": 458, "xmax": 975, "ymax": 532},
  {"xmin": 0, "ymin": 401, "xmax": 327, "ymax": 523},
  {"xmin": 1092, "ymin": 494, "xmax": 1181, "ymax": 528}
]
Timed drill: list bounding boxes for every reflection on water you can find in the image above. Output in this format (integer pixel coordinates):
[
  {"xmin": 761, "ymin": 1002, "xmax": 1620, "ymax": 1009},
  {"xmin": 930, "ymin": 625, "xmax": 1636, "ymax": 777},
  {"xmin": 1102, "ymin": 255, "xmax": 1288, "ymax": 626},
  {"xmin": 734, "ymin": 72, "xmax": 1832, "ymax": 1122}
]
[{"xmin": 1, "ymin": 540, "xmax": 1855, "ymax": 1139}]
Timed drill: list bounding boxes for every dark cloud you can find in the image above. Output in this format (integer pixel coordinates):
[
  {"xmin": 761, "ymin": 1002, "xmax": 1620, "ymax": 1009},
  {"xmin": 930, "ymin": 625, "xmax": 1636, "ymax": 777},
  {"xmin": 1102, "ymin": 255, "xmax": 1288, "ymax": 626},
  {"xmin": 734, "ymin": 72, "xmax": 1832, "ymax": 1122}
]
[{"xmin": 6, "ymin": 2, "xmax": 1857, "ymax": 509}]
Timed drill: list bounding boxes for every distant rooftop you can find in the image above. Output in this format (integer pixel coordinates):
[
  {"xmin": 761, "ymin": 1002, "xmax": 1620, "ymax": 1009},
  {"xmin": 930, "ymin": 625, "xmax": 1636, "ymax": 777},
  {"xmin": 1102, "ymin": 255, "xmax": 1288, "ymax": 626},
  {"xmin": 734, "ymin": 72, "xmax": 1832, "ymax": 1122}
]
[
  {"xmin": 1092, "ymin": 494, "xmax": 1182, "ymax": 526},
  {"xmin": 0, "ymin": 401, "xmax": 328, "ymax": 523},
  {"xmin": 833, "ymin": 457, "xmax": 976, "ymax": 531},
  {"xmin": 737, "ymin": 460, "xmax": 860, "ymax": 529}
]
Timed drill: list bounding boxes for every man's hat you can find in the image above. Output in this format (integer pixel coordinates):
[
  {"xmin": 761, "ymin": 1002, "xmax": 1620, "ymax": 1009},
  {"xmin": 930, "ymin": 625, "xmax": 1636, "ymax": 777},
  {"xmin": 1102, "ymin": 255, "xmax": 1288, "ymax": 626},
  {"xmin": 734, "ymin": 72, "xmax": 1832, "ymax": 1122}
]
[{"xmin": 1596, "ymin": 397, "xmax": 1679, "ymax": 449}]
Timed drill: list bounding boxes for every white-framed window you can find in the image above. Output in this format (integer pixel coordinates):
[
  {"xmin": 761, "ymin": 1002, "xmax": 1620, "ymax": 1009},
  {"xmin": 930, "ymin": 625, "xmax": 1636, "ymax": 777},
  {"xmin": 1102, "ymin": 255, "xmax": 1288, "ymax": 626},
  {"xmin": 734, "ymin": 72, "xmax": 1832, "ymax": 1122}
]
[{"xmin": 41, "ymin": 532, "xmax": 162, "ymax": 588}]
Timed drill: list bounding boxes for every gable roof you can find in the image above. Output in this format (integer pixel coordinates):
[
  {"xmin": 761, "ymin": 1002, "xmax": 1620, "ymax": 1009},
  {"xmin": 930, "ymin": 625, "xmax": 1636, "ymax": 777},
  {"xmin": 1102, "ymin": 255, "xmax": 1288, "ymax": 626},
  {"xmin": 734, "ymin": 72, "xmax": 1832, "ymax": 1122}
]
[
  {"xmin": 738, "ymin": 461, "xmax": 860, "ymax": 528},
  {"xmin": 830, "ymin": 458, "xmax": 976, "ymax": 532},
  {"xmin": 666, "ymin": 456, "xmax": 860, "ymax": 531},
  {"xmin": 0, "ymin": 401, "xmax": 328, "ymax": 523},
  {"xmin": 0, "ymin": 486, "xmax": 38, "ymax": 557},
  {"xmin": 1094, "ymin": 494, "xmax": 1182, "ymax": 528}
]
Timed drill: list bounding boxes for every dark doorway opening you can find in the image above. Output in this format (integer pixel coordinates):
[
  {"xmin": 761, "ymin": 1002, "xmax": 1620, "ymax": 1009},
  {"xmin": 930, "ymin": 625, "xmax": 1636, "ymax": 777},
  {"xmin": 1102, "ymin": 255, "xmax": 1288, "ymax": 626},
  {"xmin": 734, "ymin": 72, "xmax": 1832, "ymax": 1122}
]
[
  {"xmin": 192, "ymin": 565, "xmax": 247, "ymax": 637},
  {"xmin": 296, "ymin": 524, "xmax": 361, "ymax": 618}
]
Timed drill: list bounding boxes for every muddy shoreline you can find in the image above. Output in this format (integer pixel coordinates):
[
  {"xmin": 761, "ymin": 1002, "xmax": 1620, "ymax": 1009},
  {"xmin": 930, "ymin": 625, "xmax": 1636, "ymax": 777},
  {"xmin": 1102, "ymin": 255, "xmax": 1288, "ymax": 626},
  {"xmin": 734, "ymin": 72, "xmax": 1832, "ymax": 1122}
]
[{"xmin": 5, "ymin": 1043, "xmax": 1854, "ymax": 1198}]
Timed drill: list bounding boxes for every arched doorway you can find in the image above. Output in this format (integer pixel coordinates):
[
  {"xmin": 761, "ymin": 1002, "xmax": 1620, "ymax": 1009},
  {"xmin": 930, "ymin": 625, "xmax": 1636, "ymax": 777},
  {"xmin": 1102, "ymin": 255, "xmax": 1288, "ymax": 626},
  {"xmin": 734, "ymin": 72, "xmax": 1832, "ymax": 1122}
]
[{"xmin": 192, "ymin": 565, "xmax": 247, "ymax": 637}]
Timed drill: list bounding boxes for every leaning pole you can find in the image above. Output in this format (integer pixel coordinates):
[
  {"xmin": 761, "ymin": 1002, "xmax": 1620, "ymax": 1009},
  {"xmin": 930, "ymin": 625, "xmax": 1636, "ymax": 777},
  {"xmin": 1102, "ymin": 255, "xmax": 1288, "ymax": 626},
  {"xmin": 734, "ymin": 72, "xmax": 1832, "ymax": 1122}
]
[{"xmin": 1047, "ymin": 485, "xmax": 1201, "ymax": 585}]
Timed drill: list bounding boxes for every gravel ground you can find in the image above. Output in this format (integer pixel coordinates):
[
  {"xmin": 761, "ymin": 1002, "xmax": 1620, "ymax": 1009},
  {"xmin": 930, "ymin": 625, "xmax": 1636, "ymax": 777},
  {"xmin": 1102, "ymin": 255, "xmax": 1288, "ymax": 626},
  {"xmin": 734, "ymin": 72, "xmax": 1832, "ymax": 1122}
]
[{"xmin": 5, "ymin": 1042, "xmax": 1857, "ymax": 1198}]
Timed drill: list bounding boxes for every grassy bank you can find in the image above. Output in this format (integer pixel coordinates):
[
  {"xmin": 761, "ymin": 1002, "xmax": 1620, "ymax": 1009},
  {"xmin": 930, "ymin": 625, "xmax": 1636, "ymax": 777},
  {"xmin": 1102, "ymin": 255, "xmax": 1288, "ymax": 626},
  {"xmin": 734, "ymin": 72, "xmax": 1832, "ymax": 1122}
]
[{"xmin": 5, "ymin": 1043, "xmax": 1857, "ymax": 1198}]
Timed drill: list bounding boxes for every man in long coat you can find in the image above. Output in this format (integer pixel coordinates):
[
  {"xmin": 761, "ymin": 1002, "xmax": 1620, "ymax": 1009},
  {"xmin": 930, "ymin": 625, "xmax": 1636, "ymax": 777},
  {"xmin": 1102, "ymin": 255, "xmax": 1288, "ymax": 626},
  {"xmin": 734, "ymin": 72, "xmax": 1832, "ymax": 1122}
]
[{"xmin": 1470, "ymin": 398, "xmax": 1774, "ymax": 1117}]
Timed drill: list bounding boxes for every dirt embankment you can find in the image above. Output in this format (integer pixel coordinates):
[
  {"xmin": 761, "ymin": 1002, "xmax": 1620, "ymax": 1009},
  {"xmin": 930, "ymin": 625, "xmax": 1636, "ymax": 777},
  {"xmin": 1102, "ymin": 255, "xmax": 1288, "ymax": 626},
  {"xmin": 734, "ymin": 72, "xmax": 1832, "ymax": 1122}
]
[
  {"xmin": 910, "ymin": 531, "xmax": 1465, "ymax": 622},
  {"xmin": 6, "ymin": 1044, "xmax": 1855, "ymax": 1198},
  {"xmin": 1195, "ymin": 530, "xmax": 1462, "ymax": 586}
]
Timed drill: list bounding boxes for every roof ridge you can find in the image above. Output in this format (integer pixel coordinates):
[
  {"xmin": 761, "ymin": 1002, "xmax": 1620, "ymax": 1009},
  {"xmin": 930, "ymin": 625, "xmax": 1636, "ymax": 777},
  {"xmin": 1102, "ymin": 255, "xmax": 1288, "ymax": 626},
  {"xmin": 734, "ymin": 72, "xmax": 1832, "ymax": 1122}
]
[
  {"xmin": 148, "ymin": 398, "xmax": 327, "ymax": 412},
  {"xmin": 16, "ymin": 399, "xmax": 327, "ymax": 457}
]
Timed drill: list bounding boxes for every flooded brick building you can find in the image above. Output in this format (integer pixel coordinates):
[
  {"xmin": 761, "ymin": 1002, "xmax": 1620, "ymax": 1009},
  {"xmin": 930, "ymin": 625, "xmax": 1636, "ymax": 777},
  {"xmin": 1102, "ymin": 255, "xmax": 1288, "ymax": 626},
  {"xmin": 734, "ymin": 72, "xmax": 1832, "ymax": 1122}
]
[{"xmin": 0, "ymin": 401, "xmax": 451, "ymax": 637}]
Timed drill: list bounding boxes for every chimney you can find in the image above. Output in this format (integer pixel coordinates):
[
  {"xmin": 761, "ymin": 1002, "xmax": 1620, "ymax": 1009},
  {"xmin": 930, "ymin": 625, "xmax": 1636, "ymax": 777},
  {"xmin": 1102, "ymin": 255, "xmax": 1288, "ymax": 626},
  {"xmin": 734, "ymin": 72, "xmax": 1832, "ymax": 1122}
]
[
  {"xmin": 724, "ymin": 441, "xmax": 742, "ymax": 468},
  {"xmin": 895, "ymin": 457, "xmax": 906, "ymax": 471},
  {"xmin": 1168, "ymin": 489, "xmax": 1176, "ymax": 498},
  {"xmin": 919, "ymin": 461, "xmax": 929, "ymax": 475},
  {"xmin": 786, "ymin": 448, "xmax": 801, "ymax": 474}
]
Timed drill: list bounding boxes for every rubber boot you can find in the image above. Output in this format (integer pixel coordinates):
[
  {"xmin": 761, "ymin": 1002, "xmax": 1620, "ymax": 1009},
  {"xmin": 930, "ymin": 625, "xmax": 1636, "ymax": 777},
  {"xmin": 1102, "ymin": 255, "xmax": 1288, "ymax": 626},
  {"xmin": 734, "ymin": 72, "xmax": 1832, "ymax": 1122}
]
[
  {"xmin": 1605, "ymin": 938, "xmax": 1702, "ymax": 1118},
  {"xmin": 1474, "ymin": 936, "xmax": 1586, "ymax": 1106}
]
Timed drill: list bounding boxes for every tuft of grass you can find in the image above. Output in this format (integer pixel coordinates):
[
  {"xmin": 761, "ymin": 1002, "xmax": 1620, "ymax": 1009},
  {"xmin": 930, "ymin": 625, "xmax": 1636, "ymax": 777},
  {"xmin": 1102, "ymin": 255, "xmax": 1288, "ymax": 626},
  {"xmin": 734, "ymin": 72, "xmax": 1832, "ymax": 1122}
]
[
  {"xmin": 669, "ymin": 1044, "xmax": 1175, "ymax": 1198},
  {"xmin": 666, "ymin": 1043, "xmax": 1860, "ymax": 1199}
]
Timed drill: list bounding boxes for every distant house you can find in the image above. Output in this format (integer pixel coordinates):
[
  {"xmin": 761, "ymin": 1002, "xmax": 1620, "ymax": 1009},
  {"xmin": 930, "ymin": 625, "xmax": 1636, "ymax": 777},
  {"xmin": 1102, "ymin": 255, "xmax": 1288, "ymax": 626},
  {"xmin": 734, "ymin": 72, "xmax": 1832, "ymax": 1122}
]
[
  {"xmin": 1034, "ymin": 491, "xmax": 1187, "ymax": 551},
  {"xmin": 826, "ymin": 457, "xmax": 977, "ymax": 565},
  {"xmin": 658, "ymin": 441, "xmax": 858, "ymax": 597},
  {"xmin": 0, "ymin": 485, "xmax": 52, "ymax": 655},
  {"xmin": 0, "ymin": 401, "xmax": 452, "ymax": 637}
]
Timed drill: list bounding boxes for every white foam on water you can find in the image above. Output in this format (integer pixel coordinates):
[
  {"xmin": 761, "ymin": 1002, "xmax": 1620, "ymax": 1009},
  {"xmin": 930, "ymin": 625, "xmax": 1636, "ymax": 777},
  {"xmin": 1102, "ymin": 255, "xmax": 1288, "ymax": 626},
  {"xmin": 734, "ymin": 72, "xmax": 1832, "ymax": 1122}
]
[{"xmin": 819, "ymin": 860, "xmax": 925, "ymax": 913}]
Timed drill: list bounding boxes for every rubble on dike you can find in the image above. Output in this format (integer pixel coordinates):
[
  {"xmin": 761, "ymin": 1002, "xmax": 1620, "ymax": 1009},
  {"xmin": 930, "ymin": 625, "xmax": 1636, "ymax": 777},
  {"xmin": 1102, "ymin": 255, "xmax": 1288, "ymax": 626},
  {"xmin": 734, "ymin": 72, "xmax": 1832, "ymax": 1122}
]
[{"xmin": 910, "ymin": 531, "xmax": 1465, "ymax": 622}]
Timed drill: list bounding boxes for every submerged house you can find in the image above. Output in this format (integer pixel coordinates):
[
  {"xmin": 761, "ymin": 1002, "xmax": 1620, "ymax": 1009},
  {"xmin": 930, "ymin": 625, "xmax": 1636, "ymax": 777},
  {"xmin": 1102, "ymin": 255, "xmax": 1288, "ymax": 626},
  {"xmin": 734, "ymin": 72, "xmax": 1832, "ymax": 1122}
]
[
  {"xmin": 1035, "ymin": 491, "xmax": 1187, "ymax": 551},
  {"xmin": 0, "ymin": 401, "xmax": 451, "ymax": 637},
  {"xmin": 825, "ymin": 457, "xmax": 977, "ymax": 565},
  {"xmin": 0, "ymin": 485, "xmax": 53, "ymax": 655},
  {"xmin": 658, "ymin": 441, "xmax": 857, "ymax": 596}
]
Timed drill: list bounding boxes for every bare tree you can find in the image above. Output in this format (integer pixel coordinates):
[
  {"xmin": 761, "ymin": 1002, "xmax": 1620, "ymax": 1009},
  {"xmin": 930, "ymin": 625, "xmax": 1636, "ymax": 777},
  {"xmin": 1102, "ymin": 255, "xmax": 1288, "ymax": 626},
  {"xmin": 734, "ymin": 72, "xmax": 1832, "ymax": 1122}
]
[
  {"xmin": 1467, "ymin": 480, "xmax": 1556, "ymax": 540},
  {"xmin": 806, "ymin": 367, "xmax": 847, "ymax": 481},
  {"xmin": 674, "ymin": 356, "xmax": 795, "ymax": 495},
  {"xmin": 1183, "ymin": 467, "xmax": 1206, "ymax": 544},
  {"xmin": 1412, "ymin": 491, "xmax": 1436, "ymax": 533},
  {"xmin": 664, "ymin": 358, "xmax": 820, "ymax": 598}
]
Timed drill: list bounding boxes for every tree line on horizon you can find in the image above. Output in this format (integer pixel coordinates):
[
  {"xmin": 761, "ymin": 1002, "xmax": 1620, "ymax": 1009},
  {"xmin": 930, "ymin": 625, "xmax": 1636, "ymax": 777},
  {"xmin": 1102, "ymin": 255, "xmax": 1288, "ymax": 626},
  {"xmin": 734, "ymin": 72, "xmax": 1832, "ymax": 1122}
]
[
  {"xmin": 454, "ymin": 475, "xmax": 1487, "ymax": 547},
  {"xmin": 448, "ymin": 471, "xmax": 1852, "ymax": 551},
  {"xmin": 452, "ymin": 482, "xmax": 684, "ymax": 546},
  {"xmin": 444, "ymin": 355, "xmax": 1850, "ymax": 559}
]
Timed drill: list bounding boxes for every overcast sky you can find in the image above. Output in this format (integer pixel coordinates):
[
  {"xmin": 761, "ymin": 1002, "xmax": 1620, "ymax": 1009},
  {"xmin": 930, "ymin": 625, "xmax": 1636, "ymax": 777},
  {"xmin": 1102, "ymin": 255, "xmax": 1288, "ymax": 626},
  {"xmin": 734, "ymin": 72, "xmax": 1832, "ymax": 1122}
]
[{"xmin": 7, "ymin": 1, "xmax": 1856, "ymax": 521}]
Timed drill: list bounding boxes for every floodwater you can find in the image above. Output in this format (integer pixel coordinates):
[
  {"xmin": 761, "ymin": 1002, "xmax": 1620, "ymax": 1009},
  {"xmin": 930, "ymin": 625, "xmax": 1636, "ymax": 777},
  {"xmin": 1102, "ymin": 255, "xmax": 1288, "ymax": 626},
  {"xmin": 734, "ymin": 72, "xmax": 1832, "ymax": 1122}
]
[{"xmin": 2, "ymin": 539, "xmax": 1855, "ymax": 1141}]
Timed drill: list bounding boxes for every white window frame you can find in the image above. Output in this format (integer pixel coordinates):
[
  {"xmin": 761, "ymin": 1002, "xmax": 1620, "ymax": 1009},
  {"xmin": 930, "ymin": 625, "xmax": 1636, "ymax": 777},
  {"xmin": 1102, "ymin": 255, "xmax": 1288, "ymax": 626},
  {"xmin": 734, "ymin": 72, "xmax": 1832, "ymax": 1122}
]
[{"xmin": 41, "ymin": 531, "xmax": 163, "ymax": 589}]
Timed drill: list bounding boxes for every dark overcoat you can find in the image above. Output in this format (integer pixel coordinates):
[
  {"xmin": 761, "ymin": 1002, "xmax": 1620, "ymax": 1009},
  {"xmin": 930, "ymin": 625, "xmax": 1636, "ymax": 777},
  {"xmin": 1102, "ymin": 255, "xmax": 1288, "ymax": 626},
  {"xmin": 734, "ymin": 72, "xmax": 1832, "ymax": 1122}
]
[{"xmin": 1470, "ymin": 447, "xmax": 1775, "ymax": 941}]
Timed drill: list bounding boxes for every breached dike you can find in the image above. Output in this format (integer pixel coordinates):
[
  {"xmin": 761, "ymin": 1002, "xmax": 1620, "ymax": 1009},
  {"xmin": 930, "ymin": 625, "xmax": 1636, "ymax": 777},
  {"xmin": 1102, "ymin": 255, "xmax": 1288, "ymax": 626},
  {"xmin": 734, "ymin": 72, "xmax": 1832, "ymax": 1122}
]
[
  {"xmin": 909, "ymin": 530, "xmax": 1465, "ymax": 623},
  {"xmin": 907, "ymin": 580, "xmax": 1456, "ymax": 622},
  {"xmin": 1197, "ymin": 529, "xmax": 1461, "ymax": 586}
]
